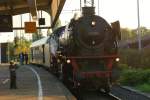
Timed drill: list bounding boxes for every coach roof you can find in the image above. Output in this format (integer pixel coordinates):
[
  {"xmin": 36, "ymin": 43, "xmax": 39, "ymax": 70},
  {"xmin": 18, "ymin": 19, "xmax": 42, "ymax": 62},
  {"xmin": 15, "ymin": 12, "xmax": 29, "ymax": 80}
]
[{"xmin": 30, "ymin": 36, "xmax": 50, "ymax": 47}]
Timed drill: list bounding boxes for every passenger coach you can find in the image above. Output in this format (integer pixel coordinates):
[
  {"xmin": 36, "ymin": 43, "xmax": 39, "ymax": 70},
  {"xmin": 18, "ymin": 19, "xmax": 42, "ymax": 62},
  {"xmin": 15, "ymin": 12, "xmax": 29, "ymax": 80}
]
[{"xmin": 30, "ymin": 36, "xmax": 51, "ymax": 67}]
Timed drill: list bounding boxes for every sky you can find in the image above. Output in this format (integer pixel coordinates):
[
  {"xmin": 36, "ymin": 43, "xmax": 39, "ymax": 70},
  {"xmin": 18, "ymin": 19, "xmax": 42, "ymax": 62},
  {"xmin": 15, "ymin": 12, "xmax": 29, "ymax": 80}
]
[{"xmin": 60, "ymin": 0, "xmax": 150, "ymax": 29}]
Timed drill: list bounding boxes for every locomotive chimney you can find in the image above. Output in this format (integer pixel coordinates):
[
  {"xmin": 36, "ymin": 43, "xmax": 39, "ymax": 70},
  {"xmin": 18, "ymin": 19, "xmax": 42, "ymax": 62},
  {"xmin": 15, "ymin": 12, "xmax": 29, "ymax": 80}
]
[{"xmin": 82, "ymin": 7, "xmax": 95, "ymax": 16}]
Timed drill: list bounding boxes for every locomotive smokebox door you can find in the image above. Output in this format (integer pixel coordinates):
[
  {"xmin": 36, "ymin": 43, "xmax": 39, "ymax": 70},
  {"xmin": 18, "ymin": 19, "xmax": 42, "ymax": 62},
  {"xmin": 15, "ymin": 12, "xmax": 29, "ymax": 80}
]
[{"xmin": 111, "ymin": 21, "xmax": 121, "ymax": 40}]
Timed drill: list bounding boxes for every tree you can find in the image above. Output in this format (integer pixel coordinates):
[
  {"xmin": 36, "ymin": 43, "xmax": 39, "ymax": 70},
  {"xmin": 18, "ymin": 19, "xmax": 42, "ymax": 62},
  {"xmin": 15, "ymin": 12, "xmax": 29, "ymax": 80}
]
[
  {"xmin": 47, "ymin": 28, "xmax": 52, "ymax": 36},
  {"xmin": 121, "ymin": 28, "xmax": 133, "ymax": 40},
  {"xmin": 8, "ymin": 37, "xmax": 31, "ymax": 61},
  {"xmin": 32, "ymin": 32, "xmax": 43, "ymax": 42},
  {"xmin": 53, "ymin": 19, "xmax": 62, "ymax": 31},
  {"xmin": 140, "ymin": 27, "xmax": 150, "ymax": 37},
  {"xmin": 120, "ymin": 27, "xmax": 150, "ymax": 41}
]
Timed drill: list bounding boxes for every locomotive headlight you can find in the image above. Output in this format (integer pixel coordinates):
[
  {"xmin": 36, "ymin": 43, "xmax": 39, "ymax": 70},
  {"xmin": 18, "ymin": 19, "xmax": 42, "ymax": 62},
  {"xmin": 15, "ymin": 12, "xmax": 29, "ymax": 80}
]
[
  {"xmin": 115, "ymin": 58, "xmax": 120, "ymax": 62},
  {"xmin": 91, "ymin": 21, "xmax": 96, "ymax": 26},
  {"xmin": 67, "ymin": 59, "xmax": 71, "ymax": 64}
]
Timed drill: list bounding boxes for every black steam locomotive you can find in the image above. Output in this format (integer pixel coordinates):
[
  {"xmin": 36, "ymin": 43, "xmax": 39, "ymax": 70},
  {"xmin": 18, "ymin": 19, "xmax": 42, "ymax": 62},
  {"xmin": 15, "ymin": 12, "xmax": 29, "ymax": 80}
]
[{"xmin": 31, "ymin": 7, "xmax": 121, "ymax": 93}]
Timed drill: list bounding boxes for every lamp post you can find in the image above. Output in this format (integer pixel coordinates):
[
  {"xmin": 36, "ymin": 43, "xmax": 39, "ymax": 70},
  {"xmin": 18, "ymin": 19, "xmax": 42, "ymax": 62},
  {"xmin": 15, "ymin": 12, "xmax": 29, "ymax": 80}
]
[
  {"xmin": 137, "ymin": 0, "xmax": 141, "ymax": 51},
  {"xmin": 98, "ymin": 0, "xmax": 99, "ymax": 15}
]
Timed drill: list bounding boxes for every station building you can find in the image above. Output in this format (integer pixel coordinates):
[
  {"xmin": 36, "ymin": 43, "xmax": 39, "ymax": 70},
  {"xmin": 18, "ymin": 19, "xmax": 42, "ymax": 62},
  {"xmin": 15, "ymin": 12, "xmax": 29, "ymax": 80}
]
[
  {"xmin": 0, "ymin": 43, "xmax": 8, "ymax": 63},
  {"xmin": 0, "ymin": 33, "xmax": 14, "ymax": 63}
]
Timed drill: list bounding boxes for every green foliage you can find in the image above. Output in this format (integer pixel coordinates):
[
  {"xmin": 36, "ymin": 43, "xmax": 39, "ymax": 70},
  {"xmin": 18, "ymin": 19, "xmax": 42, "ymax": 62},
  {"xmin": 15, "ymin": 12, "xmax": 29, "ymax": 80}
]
[
  {"xmin": 121, "ymin": 27, "xmax": 150, "ymax": 41},
  {"xmin": 8, "ymin": 37, "xmax": 31, "ymax": 61},
  {"xmin": 140, "ymin": 27, "xmax": 150, "ymax": 37},
  {"xmin": 119, "ymin": 69, "xmax": 150, "ymax": 86},
  {"xmin": 140, "ymin": 49, "xmax": 150, "ymax": 68},
  {"xmin": 7, "ymin": 43, "xmax": 15, "ymax": 60},
  {"xmin": 32, "ymin": 32, "xmax": 44, "ymax": 42},
  {"xmin": 121, "ymin": 28, "xmax": 136, "ymax": 40},
  {"xmin": 53, "ymin": 19, "xmax": 62, "ymax": 31},
  {"xmin": 118, "ymin": 63, "xmax": 129, "ymax": 70},
  {"xmin": 135, "ymin": 83, "xmax": 150, "ymax": 92},
  {"xmin": 118, "ymin": 48, "xmax": 150, "ymax": 93},
  {"xmin": 119, "ymin": 48, "xmax": 150, "ymax": 68}
]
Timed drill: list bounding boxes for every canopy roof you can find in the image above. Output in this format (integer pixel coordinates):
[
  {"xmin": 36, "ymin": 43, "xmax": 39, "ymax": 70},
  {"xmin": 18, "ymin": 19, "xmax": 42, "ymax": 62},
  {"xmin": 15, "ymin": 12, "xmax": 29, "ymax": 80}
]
[{"xmin": 0, "ymin": 0, "xmax": 66, "ymax": 27}]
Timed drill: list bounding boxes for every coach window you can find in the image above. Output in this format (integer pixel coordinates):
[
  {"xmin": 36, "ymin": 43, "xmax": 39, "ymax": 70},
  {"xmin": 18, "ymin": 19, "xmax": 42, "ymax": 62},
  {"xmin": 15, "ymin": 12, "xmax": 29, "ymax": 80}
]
[{"xmin": 42, "ymin": 45, "xmax": 45, "ymax": 63}]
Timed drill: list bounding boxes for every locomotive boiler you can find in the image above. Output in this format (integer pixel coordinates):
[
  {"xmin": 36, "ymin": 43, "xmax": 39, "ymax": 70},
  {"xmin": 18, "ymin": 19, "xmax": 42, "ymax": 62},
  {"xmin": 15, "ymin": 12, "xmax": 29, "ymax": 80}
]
[{"xmin": 49, "ymin": 6, "xmax": 121, "ymax": 93}]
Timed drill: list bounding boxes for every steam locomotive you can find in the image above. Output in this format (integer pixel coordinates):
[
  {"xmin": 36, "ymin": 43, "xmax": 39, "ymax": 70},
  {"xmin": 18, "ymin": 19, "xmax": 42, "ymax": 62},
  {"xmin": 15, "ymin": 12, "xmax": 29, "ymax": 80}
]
[{"xmin": 31, "ymin": 7, "xmax": 121, "ymax": 93}]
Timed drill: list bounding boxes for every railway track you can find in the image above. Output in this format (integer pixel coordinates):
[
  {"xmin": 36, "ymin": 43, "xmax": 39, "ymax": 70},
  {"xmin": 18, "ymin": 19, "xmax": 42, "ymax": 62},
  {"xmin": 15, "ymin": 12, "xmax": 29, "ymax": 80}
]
[
  {"xmin": 72, "ymin": 89, "xmax": 121, "ymax": 100},
  {"xmin": 69, "ymin": 84, "xmax": 150, "ymax": 100},
  {"xmin": 79, "ymin": 91, "xmax": 120, "ymax": 100},
  {"xmin": 39, "ymin": 65, "xmax": 150, "ymax": 100},
  {"xmin": 111, "ymin": 85, "xmax": 150, "ymax": 100}
]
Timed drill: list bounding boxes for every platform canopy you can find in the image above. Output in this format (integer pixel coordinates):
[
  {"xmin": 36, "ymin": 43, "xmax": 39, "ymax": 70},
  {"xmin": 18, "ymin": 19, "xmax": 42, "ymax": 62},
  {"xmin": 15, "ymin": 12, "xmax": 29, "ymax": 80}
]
[{"xmin": 0, "ymin": 0, "xmax": 66, "ymax": 28}]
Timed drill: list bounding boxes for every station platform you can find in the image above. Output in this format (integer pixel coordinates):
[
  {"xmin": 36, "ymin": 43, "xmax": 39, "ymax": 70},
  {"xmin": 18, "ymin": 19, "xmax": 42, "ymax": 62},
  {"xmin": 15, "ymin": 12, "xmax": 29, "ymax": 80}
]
[{"xmin": 0, "ymin": 64, "xmax": 76, "ymax": 100}]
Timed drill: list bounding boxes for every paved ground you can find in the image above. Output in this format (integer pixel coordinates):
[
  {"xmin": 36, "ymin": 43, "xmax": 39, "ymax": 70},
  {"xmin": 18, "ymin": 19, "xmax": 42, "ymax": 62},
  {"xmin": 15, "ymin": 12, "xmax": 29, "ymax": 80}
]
[{"xmin": 0, "ymin": 64, "xmax": 76, "ymax": 100}]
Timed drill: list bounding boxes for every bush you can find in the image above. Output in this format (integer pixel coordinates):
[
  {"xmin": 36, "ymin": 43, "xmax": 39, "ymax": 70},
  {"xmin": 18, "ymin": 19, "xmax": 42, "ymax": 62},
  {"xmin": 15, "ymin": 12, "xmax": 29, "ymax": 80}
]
[
  {"xmin": 119, "ymin": 48, "xmax": 150, "ymax": 68},
  {"xmin": 119, "ymin": 69, "xmax": 150, "ymax": 86},
  {"xmin": 118, "ymin": 63, "xmax": 129, "ymax": 70},
  {"xmin": 140, "ymin": 49, "xmax": 150, "ymax": 68},
  {"xmin": 135, "ymin": 83, "xmax": 150, "ymax": 92}
]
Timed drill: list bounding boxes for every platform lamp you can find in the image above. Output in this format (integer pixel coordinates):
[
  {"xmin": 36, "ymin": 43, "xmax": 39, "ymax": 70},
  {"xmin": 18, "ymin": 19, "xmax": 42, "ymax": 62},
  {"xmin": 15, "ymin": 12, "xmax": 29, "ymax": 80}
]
[
  {"xmin": 38, "ymin": 10, "xmax": 45, "ymax": 25},
  {"xmin": 39, "ymin": 18, "xmax": 45, "ymax": 25}
]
